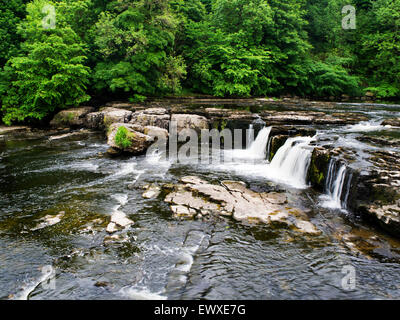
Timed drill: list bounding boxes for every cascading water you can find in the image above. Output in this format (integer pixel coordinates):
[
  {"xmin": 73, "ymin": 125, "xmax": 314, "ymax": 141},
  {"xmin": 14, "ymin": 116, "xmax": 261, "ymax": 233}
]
[
  {"xmin": 227, "ymin": 126, "xmax": 272, "ymax": 160},
  {"xmin": 267, "ymin": 136, "xmax": 315, "ymax": 188},
  {"xmin": 247, "ymin": 124, "xmax": 254, "ymax": 148},
  {"xmin": 320, "ymin": 160, "xmax": 351, "ymax": 210},
  {"xmin": 247, "ymin": 126, "xmax": 272, "ymax": 159}
]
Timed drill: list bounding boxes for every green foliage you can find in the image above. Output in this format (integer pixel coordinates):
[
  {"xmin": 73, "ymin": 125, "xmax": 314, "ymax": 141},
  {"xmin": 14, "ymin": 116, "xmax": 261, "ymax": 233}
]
[
  {"xmin": 92, "ymin": 0, "xmax": 186, "ymax": 98},
  {"xmin": 357, "ymin": 0, "xmax": 400, "ymax": 96},
  {"xmin": 181, "ymin": 0, "xmax": 311, "ymax": 96},
  {"xmin": 1, "ymin": 0, "xmax": 400, "ymax": 125},
  {"xmin": 0, "ymin": 0, "xmax": 28, "ymax": 66},
  {"xmin": 0, "ymin": 0, "xmax": 90, "ymax": 124},
  {"xmin": 115, "ymin": 126, "xmax": 132, "ymax": 149},
  {"xmin": 299, "ymin": 59, "xmax": 361, "ymax": 97}
]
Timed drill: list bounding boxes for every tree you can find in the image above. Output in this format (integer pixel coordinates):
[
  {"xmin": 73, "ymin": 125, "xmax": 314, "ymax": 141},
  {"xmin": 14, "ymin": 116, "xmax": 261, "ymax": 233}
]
[
  {"xmin": 92, "ymin": 0, "xmax": 186, "ymax": 101},
  {"xmin": 181, "ymin": 0, "xmax": 311, "ymax": 96},
  {"xmin": 0, "ymin": 0, "xmax": 28, "ymax": 67},
  {"xmin": 0, "ymin": 0, "xmax": 90, "ymax": 124},
  {"xmin": 358, "ymin": 0, "xmax": 400, "ymax": 98}
]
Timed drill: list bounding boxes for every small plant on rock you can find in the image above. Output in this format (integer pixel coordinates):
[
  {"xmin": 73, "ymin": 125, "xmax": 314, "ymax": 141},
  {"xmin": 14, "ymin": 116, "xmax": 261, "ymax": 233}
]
[{"xmin": 115, "ymin": 126, "xmax": 132, "ymax": 149}]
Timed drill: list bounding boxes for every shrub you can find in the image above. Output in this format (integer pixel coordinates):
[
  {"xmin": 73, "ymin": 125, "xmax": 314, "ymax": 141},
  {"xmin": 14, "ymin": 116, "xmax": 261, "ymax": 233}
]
[{"xmin": 115, "ymin": 126, "xmax": 132, "ymax": 149}]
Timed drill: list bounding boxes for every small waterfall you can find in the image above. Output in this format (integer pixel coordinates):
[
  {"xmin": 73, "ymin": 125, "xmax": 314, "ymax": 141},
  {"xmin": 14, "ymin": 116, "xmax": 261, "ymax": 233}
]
[
  {"xmin": 246, "ymin": 126, "xmax": 272, "ymax": 159},
  {"xmin": 268, "ymin": 136, "xmax": 315, "ymax": 188},
  {"xmin": 321, "ymin": 160, "xmax": 351, "ymax": 210},
  {"xmin": 247, "ymin": 124, "xmax": 254, "ymax": 148}
]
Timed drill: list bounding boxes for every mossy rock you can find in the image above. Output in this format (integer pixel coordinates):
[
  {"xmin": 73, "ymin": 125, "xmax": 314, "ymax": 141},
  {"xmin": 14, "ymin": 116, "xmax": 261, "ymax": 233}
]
[
  {"xmin": 268, "ymin": 135, "xmax": 288, "ymax": 161},
  {"xmin": 50, "ymin": 107, "xmax": 94, "ymax": 127},
  {"xmin": 307, "ymin": 147, "xmax": 331, "ymax": 191}
]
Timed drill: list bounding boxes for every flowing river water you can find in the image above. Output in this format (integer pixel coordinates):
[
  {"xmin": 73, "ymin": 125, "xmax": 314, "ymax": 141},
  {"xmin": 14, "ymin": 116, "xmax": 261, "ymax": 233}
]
[{"xmin": 1, "ymin": 101, "xmax": 400, "ymax": 300}]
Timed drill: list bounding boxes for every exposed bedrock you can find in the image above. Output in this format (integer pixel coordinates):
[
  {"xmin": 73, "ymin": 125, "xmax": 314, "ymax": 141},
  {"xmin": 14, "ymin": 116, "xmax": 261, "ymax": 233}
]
[
  {"xmin": 353, "ymin": 151, "xmax": 400, "ymax": 237},
  {"xmin": 260, "ymin": 110, "xmax": 368, "ymax": 125},
  {"xmin": 303, "ymin": 145, "xmax": 400, "ymax": 238},
  {"xmin": 381, "ymin": 118, "xmax": 400, "ymax": 127},
  {"xmin": 307, "ymin": 147, "xmax": 331, "ymax": 192},
  {"xmin": 129, "ymin": 108, "xmax": 170, "ymax": 130},
  {"xmin": 161, "ymin": 176, "xmax": 320, "ymax": 234},
  {"xmin": 50, "ymin": 106, "xmax": 95, "ymax": 128}
]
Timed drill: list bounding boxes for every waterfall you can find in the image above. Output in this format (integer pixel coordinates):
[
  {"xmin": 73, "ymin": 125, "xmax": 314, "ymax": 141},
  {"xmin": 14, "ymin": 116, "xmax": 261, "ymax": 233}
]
[
  {"xmin": 227, "ymin": 126, "xmax": 272, "ymax": 160},
  {"xmin": 321, "ymin": 160, "xmax": 351, "ymax": 210},
  {"xmin": 247, "ymin": 124, "xmax": 254, "ymax": 148},
  {"xmin": 267, "ymin": 136, "xmax": 315, "ymax": 188},
  {"xmin": 246, "ymin": 126, "xmax": 272, "ymax": 159}
]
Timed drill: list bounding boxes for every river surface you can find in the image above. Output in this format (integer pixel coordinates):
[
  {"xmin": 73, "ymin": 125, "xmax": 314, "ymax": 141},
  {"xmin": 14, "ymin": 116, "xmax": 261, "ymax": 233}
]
[{"xmin": 1, "ymin": 102, "xmax": 400, "ymax": 300}]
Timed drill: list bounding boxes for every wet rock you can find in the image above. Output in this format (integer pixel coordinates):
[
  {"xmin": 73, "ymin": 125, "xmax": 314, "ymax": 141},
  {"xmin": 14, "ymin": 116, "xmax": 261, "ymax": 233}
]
[
  {"xmin": 105, "ymin": 101, "xmax": 135, "ymax": 110},
  {"xmin": 171, "ymin": 114, "xmax": 209, "ymax": 133},
  {"xmin": 354, "ymin": 150, "xmax": 400, "ymax": 237},
  {"xmin": 94, "ymin": 281, "xmax": 110, "ymax": 288},
  {"xmin": 107, "ymin": 123, "xmax": 154, "ymax": 155},
  {"xmin": 142, "ymin": 184, "xmax": 161, "ymax": 199},
  {"xmin": 381, "ymin": 118, "xmax": 400, "ymax": 127},
  {"xmin": 0, "ymin": 126, "xmax": 30, "ymax": 135},
  {"xmin": 260, "ymin": 110, "xmax": 367, "ymax": 126},
  {"xmin": 31, "ymin": 212, "xmax": 64, "ymax": 231},
  {"xmin": 268, "ymin": 135, "xmax": 288, "ymax": 161},
  {"xmin": 163, "ymin": 176, "xmax": 319, "ymax": 234},
  {"xmin": 106, "ymin": 222, "xmax": 119, "ymax": 234},
  {"xmin": 111, "ymin": 211, "xmax": 134, "ymax": 228},
  {"xmin": 307, "ymin": 147, "xmax": 331, "ymax": 191},
  {"xmin": 356, "ymin": 136, "xmax": 400, "ymax": 147},
  {"xmin": 50, "ymin": 107, "xmax": 95, "ymax": 128}
]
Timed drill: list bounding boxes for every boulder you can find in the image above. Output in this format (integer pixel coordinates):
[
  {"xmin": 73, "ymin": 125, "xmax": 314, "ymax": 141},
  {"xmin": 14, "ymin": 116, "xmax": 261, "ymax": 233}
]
[
  {"xmin": 84, "ymin": 107, "xmax": 133, "ymax": 130},
  {"xmin": 142, "ymin": 184, "xmax": 161, "ymax": 199},
  {"xmin": 171, "ymin": 114, "xmax": 209, "ymax": 133},
  {"xmin": 85, "ymin": 112, "xmax": 105, "ymax": 130},
  {"xmin": 130, "ymin": 108, "xmax": 170, "ymax": 130},
  {"xmin": 107, "ymin": 123, "xmax": 154, "ymax": 155},
  {"xmin": 101, "ymin": 107, "xmax": 133, "ymax": 128},
  {"xmin": 50, "ymin": 106, "xmax": 95, "ymax": 128}
]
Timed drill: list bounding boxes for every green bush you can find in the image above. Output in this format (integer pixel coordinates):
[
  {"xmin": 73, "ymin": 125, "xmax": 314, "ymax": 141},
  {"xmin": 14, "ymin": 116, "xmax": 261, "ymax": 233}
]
[{"xmin": 115, "ymin": 126, "xmax": 132, "ymax": 149}]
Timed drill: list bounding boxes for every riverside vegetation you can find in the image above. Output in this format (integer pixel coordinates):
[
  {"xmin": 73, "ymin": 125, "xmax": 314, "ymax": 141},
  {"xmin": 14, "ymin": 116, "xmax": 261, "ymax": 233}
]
[
  {"xmin": 1, "ymin": 0, "xmax": 400, "ymax": 125},
  {"xmin": 1, "ymin": 0, "xmax": 400, "ymax": 300}
]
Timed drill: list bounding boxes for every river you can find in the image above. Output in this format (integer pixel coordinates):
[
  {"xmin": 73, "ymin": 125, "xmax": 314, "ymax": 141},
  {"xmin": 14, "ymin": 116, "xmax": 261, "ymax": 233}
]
[{"xmin": 1, "ymin": 101, "xmax": 400, "ymax": 299}]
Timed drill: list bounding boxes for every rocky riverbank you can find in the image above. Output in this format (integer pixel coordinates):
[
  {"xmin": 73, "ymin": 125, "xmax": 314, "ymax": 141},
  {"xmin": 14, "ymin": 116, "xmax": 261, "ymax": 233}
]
[{"xmin": 2, "ymin": 97, "xmax": 400, "ymax": 239}]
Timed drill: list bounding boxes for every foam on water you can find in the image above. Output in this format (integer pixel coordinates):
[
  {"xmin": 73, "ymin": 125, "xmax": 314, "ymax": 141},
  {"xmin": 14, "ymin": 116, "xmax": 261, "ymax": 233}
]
[
  {"xmin": 225, "ymin": 126, "xmax": 272, "ymax": 160},
  {"xmin": 344, "ymin": 120, "xmax": 387, "ymax": 132},
  {"xmin": 119, "ymin": 287, "xmax": 167, "ymax": 300},
  {"xmin": 13, "ymin": 266, "xmax": 56, "ymax": 300}
]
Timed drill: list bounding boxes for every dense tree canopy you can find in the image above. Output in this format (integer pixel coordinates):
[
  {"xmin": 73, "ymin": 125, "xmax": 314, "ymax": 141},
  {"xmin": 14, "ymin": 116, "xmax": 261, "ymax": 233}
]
[{"xmin": 0, "ymin": 0, "xmax": 399, "ymax": 124}]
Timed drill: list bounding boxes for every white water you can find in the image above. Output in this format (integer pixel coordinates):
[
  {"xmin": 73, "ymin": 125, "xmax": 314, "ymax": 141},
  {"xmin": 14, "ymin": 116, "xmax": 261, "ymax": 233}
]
[
  {"xmin": 247, "ymin": 124, "xmax": 254, "ymax": 147},
  {"xmin": 119, "ymin": 287, "xmax": 167, "ymax": 300},
  {"xmin": 226, "ymin": 126, "xmax": 272, "ymax": 160},
  {"xmin": 216, "ymin": 135, "xmax": 315, "ymax": 189},
  {"xmin": 320, "ymin": 161, "xmax": 348, "ymax": 210},
  {"xmin": 267, "ymin": 136, "xmax": 315, "ymax": 188},
  {"xmin": 344, "ymin": 120, "xmax": 388, "ymax": 132},
  {"xmin": 13, "ymin": 266, "xmax": 56, "ymax": 300}
]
